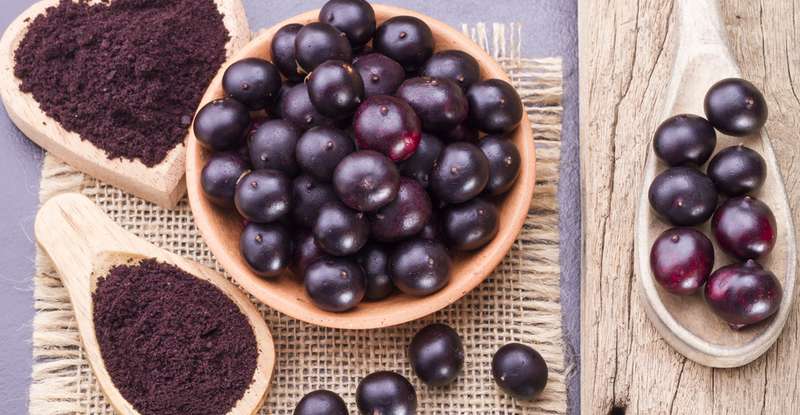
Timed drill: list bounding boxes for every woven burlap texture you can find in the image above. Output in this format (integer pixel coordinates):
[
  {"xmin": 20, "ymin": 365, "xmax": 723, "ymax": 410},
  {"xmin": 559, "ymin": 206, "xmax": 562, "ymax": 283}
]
[{"xmin": 29, "ymin": 23, "xmax": 567, "ymax": 414}]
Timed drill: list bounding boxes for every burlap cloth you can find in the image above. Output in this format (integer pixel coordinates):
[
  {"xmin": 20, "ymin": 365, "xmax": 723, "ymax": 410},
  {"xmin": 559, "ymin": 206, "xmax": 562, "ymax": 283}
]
[{"xmin": 28, "ymin": 23, "xmax": 569, "ymax": 414}]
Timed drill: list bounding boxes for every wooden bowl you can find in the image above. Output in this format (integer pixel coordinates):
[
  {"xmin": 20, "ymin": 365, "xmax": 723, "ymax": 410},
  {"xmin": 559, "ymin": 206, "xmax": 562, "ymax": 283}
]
[{"xmin": 186, "ymin": 4, "xmax": 536, "ymax": 329}]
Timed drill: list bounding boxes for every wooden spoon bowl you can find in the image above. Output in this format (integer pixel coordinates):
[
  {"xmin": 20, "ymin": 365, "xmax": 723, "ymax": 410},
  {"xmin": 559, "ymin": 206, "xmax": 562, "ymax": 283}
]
[
  {"xmin": 0, "ymin": 0, "xmax": 251, "ymax": 207},
  {"xmin": 35, "ymin": 193, "xmax": 275, "ymax": 414},
  {"xmin": 635, "ymin": 0, "xmax": 797, "ymax": 368},
  {"xmin": 186, "ymin": 5, "xmax": 536, "ymax": 329}
]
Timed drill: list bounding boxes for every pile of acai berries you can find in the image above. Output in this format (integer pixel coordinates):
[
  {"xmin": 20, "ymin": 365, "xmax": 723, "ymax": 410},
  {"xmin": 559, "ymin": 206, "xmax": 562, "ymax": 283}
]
[
  {"xmin": 648, "ymin": 77, "xmax": 782, "ymax": 330},
  {"xmin": 195, "ymin": 0, "xmax": 524, "ymax": 313}
]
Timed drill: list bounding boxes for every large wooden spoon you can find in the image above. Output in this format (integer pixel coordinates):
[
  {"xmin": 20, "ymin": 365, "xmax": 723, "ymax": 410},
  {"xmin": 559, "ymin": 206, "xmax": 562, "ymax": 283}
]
[
  {"xmin": 635, "ymin": 0, "xmax": 798, "ymax": 368},
  {"xmin": 35, "ymin": 193, "xmax": 275, "ymax": 414},
  {"xmin": 0, "ymin": 0, "xmax": 251, "ymax": 207}
]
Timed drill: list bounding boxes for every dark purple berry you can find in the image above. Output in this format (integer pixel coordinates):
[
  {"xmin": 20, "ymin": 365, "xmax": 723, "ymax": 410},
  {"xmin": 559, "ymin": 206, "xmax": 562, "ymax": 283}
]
[
  {"xmin": 271, "ymin": 24, "xmax": 305, "ymax": 82},
  {"xmin": 356, "ymin": 243, "xmax": 395, "ymax": 301},
  {"xmin": 397, "ymin": 77, "xmax": 469, "ymax": 133},
  {"xmin": 398, "ymin": 133, "xmax": 444, "ymax": 188},
  {"xmin": 705, "ymin": 260, "xmax": 782, "ymax": 329},
  {"xmin": 319, "ymin": 0, "xmax": 376, "ymax": 48},
  {"xmin": 467, "ymin": 79, "xmax": 523, "ymax": 134},
  {"xmin": 492, "ymin": 343, "xmax": 548, "ymax": 401},
  {"xmin": 304, "ymin": 257, "xmax": 366, "ymax": 312},
  {"xmin": 294, "ymin": 22, "xmax": 352, "ymax": 73},
  {"xmin": 707, "ymin": 145, "xmax": 766, "ymax": 196},
  {"xmin": 307, "ymin": 60, "xmax": 365, "ymax": 119},
  {"xmin": 292, "ymin": 174, "xmax": 338, "ymax": 228},
  {"xmin": 240, "ymin": 222, "xmax": 292, "ymax": 278},
  {"xmin": 390, "ymin": 238, "xmax": 451, "ymax": 296},
  {"xmin": 249, "ymin": 119, "xmax": 300, "ymax": 175},
  {"xmin": 280, "ymin": 83, "xmax": 336, "ymax": 131},
  {"xmin": 356, "ymin": 372, "xmax": 417, "ymax": 415},
  {"xmin": 353, "ymin": 95, "xmax": 421, "ymax": 161},
  {"xmin": 373, "ymin": 16, "xmax": 434, "ymax": 72},
  {"xmin": 291, "ymin": 229, "xmax": 326, "ymax": 276},
  {"xmin": 652, "ymin": 114, "xmax": 717, "ymax": 166},
  {"xmin": 222, "ymin": 58, "xmax": 282, "ymax": 110},
  {"xmin": 333, "ymin": 150, "xmax": 400, "ymax": 212},
  {"xmin": 370, "ymin": 178, "xmax": 432, "ymax": 242},
  {"xmin": 648, "ymin": 167, "xmax": 718, "ymax": 226},
  {"xmin": 293, "ymin": 390, "xmax": 348, "ymax": 415},
  {"xmin": 194, "ymin": 98, "xmax": 250, "ymax": 151},
  {"xmin": 201, "ymin": 151, "xmax": 249, "ymax": 207},
  {"xmin": 650, "ymin": 227, "xmax": 714, "ymax": 295},
  {"xmin": 704, "ymin": 78, "xmax": 768, "ymax": 136},
  {"xmin": 352, "ymin": 53, "xmax": 405, "ymax": 97},
  {"xmin": 480, "ymin": 134, "xmax": 521, "ymax": 195},
  {"xmin": 422, "ymin": 50, "xmax": 481, "ymax": 91},
  {"xmin": 409, "ymin": 323, "xmax": 464, "ymax": 387},
  {"xmin": 235, "ymin": 169, "xmax": 292, "ymax": 223},
  {"xmin": 430, "ymin": 142, "xmax": 490, "ymax": 204},
  {"xmin": 314, "ymin": 202, "xmax": 370, "ymax": 256},
  {"xmin": 296, "ymin": 126, "xmax": 355, "ymax": 182},
  {"xmin": 712, "ymin": 196, "xmax": 777, "ymax": 260},
  {"xmin": 442, "ymin": 197, "xmax": 499, "ymax": 251}
]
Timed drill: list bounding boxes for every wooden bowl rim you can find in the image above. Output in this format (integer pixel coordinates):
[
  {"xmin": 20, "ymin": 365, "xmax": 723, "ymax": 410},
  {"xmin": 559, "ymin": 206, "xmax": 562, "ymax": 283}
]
[{"xmin": 186, "ymin": 4, "xmax": 537, "ymax": 330}]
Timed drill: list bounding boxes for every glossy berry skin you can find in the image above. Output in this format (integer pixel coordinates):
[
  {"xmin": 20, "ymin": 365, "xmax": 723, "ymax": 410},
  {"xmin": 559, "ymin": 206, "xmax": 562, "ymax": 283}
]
[
  {"xmin": 293, "ymin": 390, "xmax": 348, "ymax": 415},
  {"xmin": 492, "ymin": 343, "xmax": 548, "ymax": 401},
  {"xmin": 480, "ymin": 135, "xmax": 521, "ymax": 195},
  {"xmin": 390, "ymin": 238, "xmax": 452, "ymax": 296},
  {"xmin": 397, "ymin": 77, "xmax": 469, "ymax": 133},
  {"xmin": 650, "ymin": 228, "xmax": 714, "ymax": 295},
  {"xmin": 201, "ymin": 151, "xmax": 249, "ymax": 208},
  {"xmin": 222, "ymin": 58, "xmax": 282, "ymax": 110},
  {"xmin": 466, "ymin": 79, "xmax": 523, "ymax": 134},
  {"xmin": 249, "ymin": 119, "xmax": 300, "ymax": 175},
  {"xmin": 441, "ymin": 123, "xmax": 480, "ymax": 143},
  {"xmin": 296, "ymin": 126, "xmax": 355, "ymax": 182},
  {"xmin": 422, "ymin": 50, "xmax": 481, "ymax": 91},
  {"xmin": 356, "ymin": 243, "xmax": 395, "ymax": 301},
  {"xmin": 280, "ymin": 83, "xmax": 335, "ymax": 131},
  {"xmin": 356, "ymin": 371, "xmax": 417, "ymax": 415},
  {"xmin": 319, "ymin": 0, "xmax": 376, "ymax": 48},
  {"xmin": 271, "ymin": 24, "xmax": 305, "ymax": 82},
  {"xmin": 705, "ymin": 260, "xmax": 783, "ymax": 329},
  {"xmin": 193, "ymin": 98, "xmax": 251, "ymax": 151},
  {"xmin": 409, "ymin": 323, "xmax": 464, "ymax": 387},
  {"xmin": 292, "ymin": 174, "xmax": 338, "ymax": 228},
  {"xmin": 712, "ymin": 196, "xmax": 776, "ymax": 260},
  {"xmin": 707, "ymin": 145, "xmax": 766, "ymax": 196},
  {"xmin": 314, "ymin": 202, "xmax": 370, "ymax": 256},
  {"xmin": 235, "ymin": 169, "xmax": 292, "ymax": 223},
  {"xmin": 419, "ymin": 212, "xmax": 442, "ymax": 240},
  {"xmin": 399, "ymin": 133, "xmax": 444, "ymax": 188},
  {"xmin": 307, "ymin": 60, "xmax": 365, "ymax": 119},
  {"xmin": 240, "ymin": 222, "xmax": 292, "ymax": 278},
  {"xmin": 430, "ymin": 142, "xmax": 490, "ymax": 204},
  {"xmin": 648, "ymin": 167, "xmax": 718, "ymax": 226},
  {"xmin": 291, "ymin": 230, "xmax": 326, "ymax": 276},
  {"xmin": 442, "ymin": 197, "xmax": 499, "ymax": 251},
  {"xmin": 370, "ymin": 178, "xmax": 432, "ymax": 242},
  {"xmin": 652, "ymin": 114, "xmax": 717, "ymax": 166},
  {"xmin": 333, "ymin": 150, "xmax": 400, "ymax": 212},
  {"xmin": 353, "ymin": 95, "xmax": 422, "ymax": 162},
  {"xmin": 353, "ymin": 53, "xmax": 406, "ymax": 97},
  {"xmin": 294, "ymin": 22, "xmax": 352, "ymax": 73},
  {"xmin": 704, "ymin": 78, "xmax": 768, "ymax": 136},
  {"xmin": 304, "ymin": 257, "xmax": 366, "ymax": 312},
  {"xmin": 373, "ymin": 16, "xmax": 434, "ymax": 72}
]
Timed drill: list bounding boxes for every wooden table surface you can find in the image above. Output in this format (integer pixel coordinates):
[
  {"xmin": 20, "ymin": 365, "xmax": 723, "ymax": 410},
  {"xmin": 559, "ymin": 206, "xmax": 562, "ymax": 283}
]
[{"xmin": 580, "ymin": 0, "xmax": 800, "ymax": 413}]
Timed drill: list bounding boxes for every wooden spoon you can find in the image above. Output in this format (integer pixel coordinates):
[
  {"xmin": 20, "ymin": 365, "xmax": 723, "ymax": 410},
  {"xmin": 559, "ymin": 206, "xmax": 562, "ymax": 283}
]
[
  {"xmin": 0, "ymin": 0, "xmax": 251, "ymax": 208},
  {"xmin": 635, "ymin": 0, "xmax": 798, "ymax": 368},
  {"xmin": 35, "ymin": 193, "xmax": 275, "ymax": 414}
]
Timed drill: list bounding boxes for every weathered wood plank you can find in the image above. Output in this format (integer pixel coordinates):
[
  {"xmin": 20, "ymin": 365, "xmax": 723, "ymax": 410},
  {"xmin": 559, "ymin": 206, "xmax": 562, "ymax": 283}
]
[{"xmin": 580, "ymin": 0, "xmax": 800, "ymax": 413}]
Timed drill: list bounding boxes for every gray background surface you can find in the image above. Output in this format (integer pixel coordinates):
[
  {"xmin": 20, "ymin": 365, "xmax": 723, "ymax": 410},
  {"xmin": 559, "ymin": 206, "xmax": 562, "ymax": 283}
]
[{"xmin": 0, "ymin": 1, "xmax": 579, "ymax": 413}]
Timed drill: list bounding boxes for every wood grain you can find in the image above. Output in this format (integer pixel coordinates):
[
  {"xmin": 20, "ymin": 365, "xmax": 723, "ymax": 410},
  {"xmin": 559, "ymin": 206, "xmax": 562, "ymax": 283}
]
[
  {"xmin": 35, "ymin": 193, "xmax": 275, "ymax": 415},
  {"xmin": 580, "ymin": 0, "xmax": 800, "ymax": 413}
]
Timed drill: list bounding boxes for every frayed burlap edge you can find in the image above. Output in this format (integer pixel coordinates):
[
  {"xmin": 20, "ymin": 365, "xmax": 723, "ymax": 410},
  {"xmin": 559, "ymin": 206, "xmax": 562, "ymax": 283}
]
[{"xmin": 29, "ymin": 23, "xmax": 568, "ymax": 415}]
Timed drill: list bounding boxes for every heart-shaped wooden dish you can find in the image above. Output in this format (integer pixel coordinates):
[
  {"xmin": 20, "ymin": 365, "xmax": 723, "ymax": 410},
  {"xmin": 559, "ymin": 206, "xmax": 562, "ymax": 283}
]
[
  {"xmin": 635, "ymin": 0, "xmax": 797, "ymax": 368},
  {"xmin": 187, "ymin": 5, "xmax": 536, "ymax": 329},
  {"xmin": 0, "ymin": 0, "xmax": 251, "ymax": 207}
]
